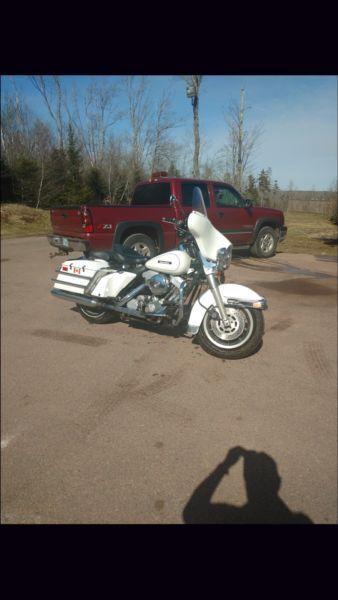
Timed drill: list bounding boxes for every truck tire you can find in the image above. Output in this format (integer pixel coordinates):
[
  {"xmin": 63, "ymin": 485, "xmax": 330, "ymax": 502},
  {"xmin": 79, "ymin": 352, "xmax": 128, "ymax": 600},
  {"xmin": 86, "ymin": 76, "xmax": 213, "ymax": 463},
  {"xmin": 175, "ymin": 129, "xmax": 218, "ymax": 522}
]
[
  {"xmin": 122, "ymin": 233, "xmax": 157, "ymax": 258},
  {"xmin": 250, "ymin": 226, "xmax": 278, "ymax": 258}
]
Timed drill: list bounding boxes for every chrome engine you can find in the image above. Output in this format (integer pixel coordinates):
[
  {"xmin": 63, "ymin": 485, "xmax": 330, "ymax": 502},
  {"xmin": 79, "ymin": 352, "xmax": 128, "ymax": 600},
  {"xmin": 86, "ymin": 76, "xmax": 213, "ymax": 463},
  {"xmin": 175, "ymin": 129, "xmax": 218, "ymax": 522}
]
[
  {"xmin": 126, "ymin": 273, "xmax": 182, "ymax": 315},
  {"xmin": 147, "ymin": 273, "xmax": 171, "ymax": 296}
]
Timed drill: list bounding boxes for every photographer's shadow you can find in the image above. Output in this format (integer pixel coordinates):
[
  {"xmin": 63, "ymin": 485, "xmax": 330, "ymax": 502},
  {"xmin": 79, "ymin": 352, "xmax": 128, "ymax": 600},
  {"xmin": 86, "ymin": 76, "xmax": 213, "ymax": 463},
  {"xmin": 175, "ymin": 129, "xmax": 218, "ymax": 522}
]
[{"xmin": 183, "ymin": 446, "xmax": 312, "ymax": 524}]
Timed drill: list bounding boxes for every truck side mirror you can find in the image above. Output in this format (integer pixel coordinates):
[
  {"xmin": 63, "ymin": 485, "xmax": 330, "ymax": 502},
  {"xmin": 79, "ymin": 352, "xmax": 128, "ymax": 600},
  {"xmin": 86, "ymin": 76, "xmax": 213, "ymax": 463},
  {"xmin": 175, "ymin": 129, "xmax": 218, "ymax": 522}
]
[{"xmin": 244, "ymin": 199, "xmax": 252, "ymax": 208}]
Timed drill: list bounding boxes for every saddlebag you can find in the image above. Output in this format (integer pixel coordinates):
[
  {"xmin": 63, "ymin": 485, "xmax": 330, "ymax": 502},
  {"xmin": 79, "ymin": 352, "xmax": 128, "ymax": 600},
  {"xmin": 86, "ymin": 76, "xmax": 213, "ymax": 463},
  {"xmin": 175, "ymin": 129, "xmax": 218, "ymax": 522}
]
[{"xmin": 52, "ymin": 258, "xmax": 110, "ymax": 295}]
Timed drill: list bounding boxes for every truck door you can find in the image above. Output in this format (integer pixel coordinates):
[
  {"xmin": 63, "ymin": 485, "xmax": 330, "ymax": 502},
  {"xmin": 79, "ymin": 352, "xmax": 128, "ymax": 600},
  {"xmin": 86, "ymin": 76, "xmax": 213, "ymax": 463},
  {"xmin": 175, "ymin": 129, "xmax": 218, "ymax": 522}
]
[{"xmin": 211, "ymin": 183, "xmax": 254, "ymax": 246}]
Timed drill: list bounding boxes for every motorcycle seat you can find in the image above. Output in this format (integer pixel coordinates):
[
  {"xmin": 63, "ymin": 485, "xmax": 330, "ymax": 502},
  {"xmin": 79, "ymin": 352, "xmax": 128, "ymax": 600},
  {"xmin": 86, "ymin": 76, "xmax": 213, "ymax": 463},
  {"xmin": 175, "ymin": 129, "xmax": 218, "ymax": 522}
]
[{"xmin": 89, "ymin": 244, "xmax": 148, "ymax": 266}]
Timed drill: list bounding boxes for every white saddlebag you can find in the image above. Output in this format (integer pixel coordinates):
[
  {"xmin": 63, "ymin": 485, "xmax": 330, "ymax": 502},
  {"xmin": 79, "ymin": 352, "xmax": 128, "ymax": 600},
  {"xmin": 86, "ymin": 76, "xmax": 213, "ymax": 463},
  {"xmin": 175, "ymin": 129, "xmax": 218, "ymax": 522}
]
[
  {"xmin": 53, "ymin": 258, "xmax": 137, "ymax": 298},
  {"xmin": 53, "ymin": 258, "xmax": 110, "ymax": 295}
]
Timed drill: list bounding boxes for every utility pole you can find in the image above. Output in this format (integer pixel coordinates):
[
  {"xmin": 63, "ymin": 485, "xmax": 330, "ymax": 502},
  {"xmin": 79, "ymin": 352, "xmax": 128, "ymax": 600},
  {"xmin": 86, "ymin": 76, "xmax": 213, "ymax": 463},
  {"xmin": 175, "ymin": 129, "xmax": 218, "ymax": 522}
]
[
  {"xmin": 186, "ymin": 75, "xmax": 202, "ymax": 177},
  {"xmin": 237, "ymin": 88, "xmax": 245, "ymax": 193}
]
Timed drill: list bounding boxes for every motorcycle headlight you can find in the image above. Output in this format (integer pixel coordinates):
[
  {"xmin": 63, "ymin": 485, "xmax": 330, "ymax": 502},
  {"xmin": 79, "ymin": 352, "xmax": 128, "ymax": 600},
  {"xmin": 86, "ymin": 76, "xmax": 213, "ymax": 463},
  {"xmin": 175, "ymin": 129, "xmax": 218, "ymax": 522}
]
[{"xmin": 216, "ymin": 246, "xmax": 232, "ymax": 270}]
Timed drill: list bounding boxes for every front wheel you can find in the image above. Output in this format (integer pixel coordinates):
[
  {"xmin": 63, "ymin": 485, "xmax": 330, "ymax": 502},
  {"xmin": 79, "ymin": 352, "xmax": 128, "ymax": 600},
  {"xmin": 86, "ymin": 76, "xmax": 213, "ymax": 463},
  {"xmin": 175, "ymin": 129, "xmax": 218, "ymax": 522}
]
[
  {"xmin": 250, "ymin": 226, "xmax": 278, "ymax": 258},
  {"xmin": 76, "ymin": 304, "xmax": 118, "ymax": 324},
  {"xmin": 198, "ymin": 307, "xmax": 264, "ymax": 359}
]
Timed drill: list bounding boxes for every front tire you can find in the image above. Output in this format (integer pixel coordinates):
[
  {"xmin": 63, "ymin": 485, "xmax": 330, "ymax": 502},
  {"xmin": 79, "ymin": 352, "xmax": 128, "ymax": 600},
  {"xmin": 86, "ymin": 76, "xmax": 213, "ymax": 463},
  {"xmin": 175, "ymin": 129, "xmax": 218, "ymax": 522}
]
[
  {"xmin": 198, "ymin": 307, "xmax": 264, "ymax": 359},
  {"xmin": 250, "ymin": 226, "xmax": 278, "ymax": 258},
  {"xmin": 77, "ymin": 304, "xmax": 118, "ymax": 324}
]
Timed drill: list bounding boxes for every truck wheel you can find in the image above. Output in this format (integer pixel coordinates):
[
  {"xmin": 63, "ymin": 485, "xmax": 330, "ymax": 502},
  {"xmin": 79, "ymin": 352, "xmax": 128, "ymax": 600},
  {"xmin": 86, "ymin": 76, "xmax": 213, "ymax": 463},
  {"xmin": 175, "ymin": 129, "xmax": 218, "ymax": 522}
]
[
  {"xmin": 250, "ymin": 226, "xmax": 278, "ymax": 258},
  {"xmin": 122, "ymin": 233, "xmax": 157, "ymax": 258}
]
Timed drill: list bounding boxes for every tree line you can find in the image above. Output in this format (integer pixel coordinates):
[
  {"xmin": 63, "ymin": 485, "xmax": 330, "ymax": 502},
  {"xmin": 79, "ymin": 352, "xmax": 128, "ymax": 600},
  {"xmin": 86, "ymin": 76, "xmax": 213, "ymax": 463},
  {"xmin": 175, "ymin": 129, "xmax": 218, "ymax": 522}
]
[{"xmin": 1, "ymin": 76, "xmax": 280, "ymax": 208}]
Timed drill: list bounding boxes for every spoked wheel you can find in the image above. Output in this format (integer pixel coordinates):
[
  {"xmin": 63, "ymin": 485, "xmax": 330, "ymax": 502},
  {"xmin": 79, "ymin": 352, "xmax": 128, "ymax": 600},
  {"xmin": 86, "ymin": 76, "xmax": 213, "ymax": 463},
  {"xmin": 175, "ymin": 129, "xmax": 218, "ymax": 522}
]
[
  {"xmin": 198, "ymin": 306, "xmax": 264, "ymax": 359},
  {"xmin": 76, "ymin": 304, "xmax": 118, "ymax": 324}
]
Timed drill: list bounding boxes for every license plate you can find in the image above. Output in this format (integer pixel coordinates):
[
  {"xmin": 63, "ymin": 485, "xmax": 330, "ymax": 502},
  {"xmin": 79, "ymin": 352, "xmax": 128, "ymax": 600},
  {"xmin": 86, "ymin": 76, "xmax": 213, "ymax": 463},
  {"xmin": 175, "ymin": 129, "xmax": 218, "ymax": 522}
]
[{"xmin": 62, "ymin": 238, "xmax": 69, "ymax": 248}]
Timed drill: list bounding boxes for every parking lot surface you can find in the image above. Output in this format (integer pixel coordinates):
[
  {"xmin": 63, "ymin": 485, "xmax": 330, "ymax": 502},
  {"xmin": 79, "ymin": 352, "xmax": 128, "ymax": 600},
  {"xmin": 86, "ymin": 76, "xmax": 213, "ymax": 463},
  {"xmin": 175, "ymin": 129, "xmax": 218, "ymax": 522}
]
[{"xmin": 1, "ymin": 236, "xmax": 337, "ymax": 524}]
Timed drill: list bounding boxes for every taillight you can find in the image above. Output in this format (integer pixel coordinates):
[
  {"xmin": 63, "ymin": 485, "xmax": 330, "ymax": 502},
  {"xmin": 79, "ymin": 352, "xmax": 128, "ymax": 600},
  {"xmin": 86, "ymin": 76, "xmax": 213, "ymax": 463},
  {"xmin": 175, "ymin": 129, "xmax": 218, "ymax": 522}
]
[{"xmin": 80, "ymin": 206, "xmax": 94, "ymax": 233}]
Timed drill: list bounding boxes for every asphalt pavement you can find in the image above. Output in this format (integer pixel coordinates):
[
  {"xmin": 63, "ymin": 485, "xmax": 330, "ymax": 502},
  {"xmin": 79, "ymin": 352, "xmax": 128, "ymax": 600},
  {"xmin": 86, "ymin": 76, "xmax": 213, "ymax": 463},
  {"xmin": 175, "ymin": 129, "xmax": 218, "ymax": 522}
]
[{"xmin": 1, "ymin": 236, "xmax": 337, "ymax": 523}]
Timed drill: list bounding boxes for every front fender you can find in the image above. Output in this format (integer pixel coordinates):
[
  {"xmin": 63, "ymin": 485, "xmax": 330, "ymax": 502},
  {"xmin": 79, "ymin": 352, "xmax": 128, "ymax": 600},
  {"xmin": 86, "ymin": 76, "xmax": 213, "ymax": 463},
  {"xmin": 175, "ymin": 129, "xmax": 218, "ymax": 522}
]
[{"xmin": 186, "ymin": 283, "xmax": 267, "ymax": 336}]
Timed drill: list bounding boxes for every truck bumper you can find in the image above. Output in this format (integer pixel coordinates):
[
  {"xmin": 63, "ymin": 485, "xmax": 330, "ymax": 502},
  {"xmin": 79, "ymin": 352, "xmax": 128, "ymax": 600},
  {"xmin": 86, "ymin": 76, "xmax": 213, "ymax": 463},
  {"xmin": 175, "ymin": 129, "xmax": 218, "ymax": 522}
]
[
  {"xmin": 47, "ymin": 235, "xmax": 88, "ymax": 253},
  {"xmin": 279, "ymin": 226, "xmax": 287, "ymax": 242}
]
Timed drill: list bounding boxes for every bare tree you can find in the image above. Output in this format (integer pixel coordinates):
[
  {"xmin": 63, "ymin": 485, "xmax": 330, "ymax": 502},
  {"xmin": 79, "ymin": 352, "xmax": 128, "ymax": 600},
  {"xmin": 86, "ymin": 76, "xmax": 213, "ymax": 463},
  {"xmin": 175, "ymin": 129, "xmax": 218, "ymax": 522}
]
[
  {"xmin": 29, "ymin": 76, "xmax": 66, "ymax": 149},
  {"xmin": 1, "ymin": 89, "xmax": 40, "ymax": 164},
  {"xmin": 122, "ymin": 76, "xmax": 153, "ymax": 171},
  {"xmin": 183, "ymin": 76, "xmax": 203, "ymax": 177},
  {"xmin": 149, "ymin": 89, "xmax": 183, "ymax": 172},
  {"xmin": 223, "ymin": 89, "xmax": 263, "ymax": 192},
  {"xmin": 31, "ymin": 120, "xmax": 52, "ymax": 207},
  {"xmin": 67, "ymin": 78, "xmax": 123, "ymax": 169}
]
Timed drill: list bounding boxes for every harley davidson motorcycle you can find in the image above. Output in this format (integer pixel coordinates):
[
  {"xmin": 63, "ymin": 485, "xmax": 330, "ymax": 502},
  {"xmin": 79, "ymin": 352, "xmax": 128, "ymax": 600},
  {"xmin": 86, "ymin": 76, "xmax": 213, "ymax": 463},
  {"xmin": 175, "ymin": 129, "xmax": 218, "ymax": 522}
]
[{"xmin": 51, "ymin": 187, "xmax": 267, "ymax": 359}]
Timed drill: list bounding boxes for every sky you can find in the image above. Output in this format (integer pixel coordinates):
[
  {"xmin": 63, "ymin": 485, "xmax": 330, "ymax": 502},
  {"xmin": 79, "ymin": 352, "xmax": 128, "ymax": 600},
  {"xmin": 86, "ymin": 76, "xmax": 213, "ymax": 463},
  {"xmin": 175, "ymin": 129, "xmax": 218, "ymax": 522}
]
[{"xmin": 1, "ymin": 75, "xmax": 337, "ymax": 191}]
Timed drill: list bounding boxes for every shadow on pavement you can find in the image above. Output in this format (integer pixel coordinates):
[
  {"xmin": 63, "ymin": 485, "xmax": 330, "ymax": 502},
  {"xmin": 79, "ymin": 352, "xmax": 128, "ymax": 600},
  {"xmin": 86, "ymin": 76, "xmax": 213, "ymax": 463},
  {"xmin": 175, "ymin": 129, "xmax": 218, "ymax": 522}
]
[
  {"xmin": 183, "ymin": 446, "xmax": 313, "ymax": 524},
  {"xmin": 320, "ymin": 237, "xmax": 337, "ymax": 246}
]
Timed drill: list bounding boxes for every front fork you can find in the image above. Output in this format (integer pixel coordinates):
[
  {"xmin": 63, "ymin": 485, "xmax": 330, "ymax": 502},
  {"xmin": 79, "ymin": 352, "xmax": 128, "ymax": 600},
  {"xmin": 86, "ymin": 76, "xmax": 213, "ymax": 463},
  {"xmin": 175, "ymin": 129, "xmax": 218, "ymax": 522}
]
[{"xmin": 206, "ymin": 272, "xmax": 230, "ymax": 326}]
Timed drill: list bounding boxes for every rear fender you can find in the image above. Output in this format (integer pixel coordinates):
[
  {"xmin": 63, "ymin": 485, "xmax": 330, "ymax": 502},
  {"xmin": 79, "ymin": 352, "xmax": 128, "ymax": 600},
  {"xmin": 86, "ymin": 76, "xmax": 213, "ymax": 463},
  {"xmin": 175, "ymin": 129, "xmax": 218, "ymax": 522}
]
[{"xmin": 186, "ymin": 283, "xmax": 267, "ymax": 336}]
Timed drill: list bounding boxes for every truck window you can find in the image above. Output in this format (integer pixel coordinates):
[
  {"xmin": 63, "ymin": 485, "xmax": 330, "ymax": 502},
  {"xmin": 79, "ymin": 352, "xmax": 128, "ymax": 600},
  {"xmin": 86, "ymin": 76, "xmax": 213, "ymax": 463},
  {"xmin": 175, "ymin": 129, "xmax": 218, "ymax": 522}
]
[
  {"xmin": 213, "ymin": 184, "xmax": 243, "ymax": 207},
  {"xmin": 181, "ymin": 182, "xmax": 210, "ymax": 207},
  {"xmin": 133, "ymin": 183, "xmax": 171, "ymax": 205}
]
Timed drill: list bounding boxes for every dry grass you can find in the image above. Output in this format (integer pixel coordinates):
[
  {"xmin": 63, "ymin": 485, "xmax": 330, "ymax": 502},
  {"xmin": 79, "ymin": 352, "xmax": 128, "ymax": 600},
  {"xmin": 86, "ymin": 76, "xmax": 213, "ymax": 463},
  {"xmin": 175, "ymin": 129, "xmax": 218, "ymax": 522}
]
[
  {"xmin": 1, "ymin": 204, "xmax": 52, "ymax": 237},
  {"xmin": 279, "ymin": 211, "xmax": 337, "ymax": 256},
  {"xmin": 1, "ymin": 204, "xmax": 337, "ymax": 257}
]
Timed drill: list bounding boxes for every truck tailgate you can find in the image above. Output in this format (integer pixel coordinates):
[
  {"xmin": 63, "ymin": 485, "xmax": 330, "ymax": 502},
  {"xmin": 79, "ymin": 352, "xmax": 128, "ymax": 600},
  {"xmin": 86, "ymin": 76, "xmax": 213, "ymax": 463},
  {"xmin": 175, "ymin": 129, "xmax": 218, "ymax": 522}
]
[{"xmin": 50, "ymin": 207, "xmax": 84, "ymax": 237}]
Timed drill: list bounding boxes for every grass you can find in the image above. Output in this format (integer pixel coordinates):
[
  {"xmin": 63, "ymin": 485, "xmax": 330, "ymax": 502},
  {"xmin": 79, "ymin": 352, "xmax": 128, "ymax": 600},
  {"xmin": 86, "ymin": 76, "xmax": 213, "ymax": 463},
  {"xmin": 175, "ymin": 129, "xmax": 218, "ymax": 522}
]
[
  {"xmin": 1, "ymin": 204, "xmax": 337, "ymax": 257},
  {"xmin": 279, "ymin": 211, "xmax": 337, "ymax": 256},
  {"xmin": 1, "ymin": 203, "xmax": 52, "ymax": 238}
]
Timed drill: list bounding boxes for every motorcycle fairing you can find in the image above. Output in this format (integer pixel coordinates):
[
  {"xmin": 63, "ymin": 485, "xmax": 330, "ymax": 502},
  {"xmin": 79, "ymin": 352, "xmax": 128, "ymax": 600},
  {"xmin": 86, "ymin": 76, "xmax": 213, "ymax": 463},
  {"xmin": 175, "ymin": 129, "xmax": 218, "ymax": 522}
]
[{"xmin": 187, "ymin": 211, "xmax": 232, "ymax": 261}]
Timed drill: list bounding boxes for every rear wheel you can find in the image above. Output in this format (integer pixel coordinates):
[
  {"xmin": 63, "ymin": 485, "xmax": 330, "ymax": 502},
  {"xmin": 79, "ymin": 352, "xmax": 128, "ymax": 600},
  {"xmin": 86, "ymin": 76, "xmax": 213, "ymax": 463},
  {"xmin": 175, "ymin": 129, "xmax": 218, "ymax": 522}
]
[
  {"xmin": 250, "ymin": 226, "xmax": 278, "ymax": 258},
  {"xmin": 77, "ymin": 304, "xmax": 118, "ymax": 324},
  {"xmin": 122, "ymin": 233, "xmax": 157, "ymax": 258},
  {"xmin": 198, "ymin": 306, "xmax": 264, "ymax": 359}
]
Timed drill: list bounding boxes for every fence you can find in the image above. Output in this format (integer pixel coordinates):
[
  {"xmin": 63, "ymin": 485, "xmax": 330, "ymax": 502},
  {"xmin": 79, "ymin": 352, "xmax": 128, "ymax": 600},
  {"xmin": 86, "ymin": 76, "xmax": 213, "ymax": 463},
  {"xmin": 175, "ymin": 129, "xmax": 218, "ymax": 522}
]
[{"xmin": 258, "ymin": 190, "xmax": 337, "ymax": 216}]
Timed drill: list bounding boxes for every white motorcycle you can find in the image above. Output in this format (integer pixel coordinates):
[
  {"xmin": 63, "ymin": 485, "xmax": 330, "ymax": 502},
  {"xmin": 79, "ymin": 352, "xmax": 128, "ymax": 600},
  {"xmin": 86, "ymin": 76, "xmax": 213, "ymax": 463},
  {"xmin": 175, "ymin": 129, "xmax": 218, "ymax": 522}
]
[{"xmin": 51, "ymin": 187, "xmax": 267, "ymax": 359}]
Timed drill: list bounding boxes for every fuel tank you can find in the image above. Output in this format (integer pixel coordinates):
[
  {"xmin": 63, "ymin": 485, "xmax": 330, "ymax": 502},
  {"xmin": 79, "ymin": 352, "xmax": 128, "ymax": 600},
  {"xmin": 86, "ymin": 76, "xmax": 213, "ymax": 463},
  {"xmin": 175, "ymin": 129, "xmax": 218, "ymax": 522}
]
[{"xmin": 145, "ymin": 250, "xmax": 191, "ymax": 275}]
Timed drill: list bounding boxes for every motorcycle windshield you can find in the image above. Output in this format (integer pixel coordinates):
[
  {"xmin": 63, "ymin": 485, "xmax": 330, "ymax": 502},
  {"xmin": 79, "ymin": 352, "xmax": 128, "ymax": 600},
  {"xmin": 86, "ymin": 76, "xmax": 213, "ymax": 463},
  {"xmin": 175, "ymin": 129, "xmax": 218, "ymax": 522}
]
[
  {"xmin": 191, "ymin": 186, "xmax": 208, "ymax": 216},
  {"xmin": 188, "ymin": 193, "xmax": 232, "ymax": 261}
]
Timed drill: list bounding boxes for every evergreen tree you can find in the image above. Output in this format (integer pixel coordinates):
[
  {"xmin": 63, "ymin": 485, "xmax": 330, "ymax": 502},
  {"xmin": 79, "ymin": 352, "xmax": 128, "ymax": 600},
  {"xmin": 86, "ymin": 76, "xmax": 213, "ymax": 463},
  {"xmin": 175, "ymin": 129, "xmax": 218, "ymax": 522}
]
[
  {"xmin": 66, "ymin": 123, "xmax": 85, "ymax": 202},
  {"xmin": 43, "ymin": 148, "xmax": 69, "ymax": 207},
  {"xmin": 0, "ymin": 157, "xmax": 16, "ymax": 203},
  {"xmin": 12, "ymin": 157, "xmax": 40, "ymax": 206},
  {"xmin": 273, "ymin": 180, "xmax": 279, "ymax": 191},
  {"xmin": 258, "ymin": 169, "xmax": 271, "ymax": 198},
  {"xmin": 245, "ymin": 174, "xmax": 259, "ymax": 204},
  {"xmin": 85, "ymin": 167, "xmax": 107, "ymax": 204},
  {"xmin": 266, "ymin": 167, "xmax": 272, "ymax": 191}
]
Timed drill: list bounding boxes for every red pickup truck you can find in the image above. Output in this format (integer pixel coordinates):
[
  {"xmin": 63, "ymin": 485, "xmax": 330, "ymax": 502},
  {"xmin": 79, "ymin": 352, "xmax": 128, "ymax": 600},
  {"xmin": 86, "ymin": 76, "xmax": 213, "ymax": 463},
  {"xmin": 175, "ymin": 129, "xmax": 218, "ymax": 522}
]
[{"xmin": 48, "ymin": 173, "xmax": 287, "ymax": 259}]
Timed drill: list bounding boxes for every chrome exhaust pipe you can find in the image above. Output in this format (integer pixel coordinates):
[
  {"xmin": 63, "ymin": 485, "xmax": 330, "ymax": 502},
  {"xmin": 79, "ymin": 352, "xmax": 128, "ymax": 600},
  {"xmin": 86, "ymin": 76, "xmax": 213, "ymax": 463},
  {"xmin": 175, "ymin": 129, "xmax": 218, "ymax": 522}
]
[
  {"xmin": 51, "ymin": 288, "xmax": 106, "ymax": 309},
  {"xmin": 51, "ymin": 288, "xmax": 163, "ymax": 321}
]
